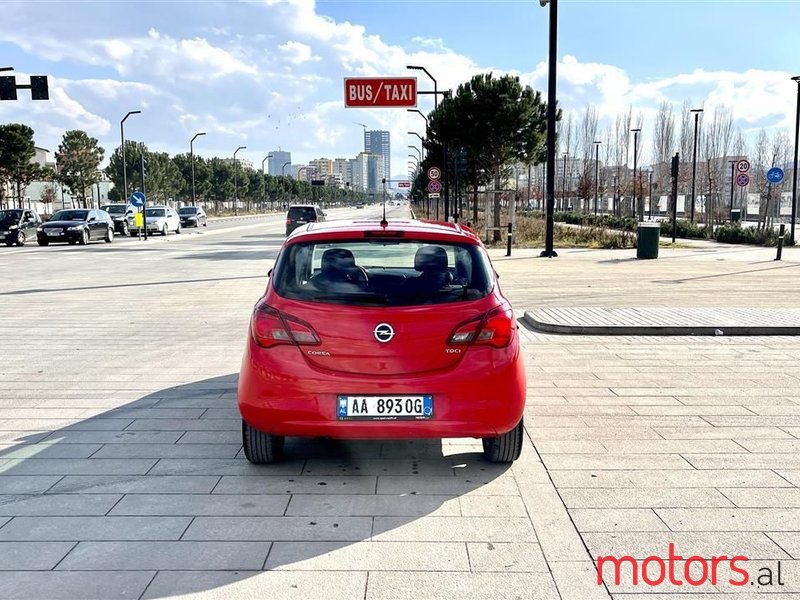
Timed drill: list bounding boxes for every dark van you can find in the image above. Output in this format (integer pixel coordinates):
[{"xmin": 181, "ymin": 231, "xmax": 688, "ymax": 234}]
[{"xmin": 285, "ymin": 204, "xmax": 325, "ymax": 236}]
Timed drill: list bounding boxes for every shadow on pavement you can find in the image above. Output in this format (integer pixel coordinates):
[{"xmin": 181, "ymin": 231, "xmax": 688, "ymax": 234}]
[
  {"xmin": 0, "ymin": 275, "xmax": 268, "ymax": 297},
  {"xmin": 0, "ymin": 375, "xmax": 509, "ymax": 599}
]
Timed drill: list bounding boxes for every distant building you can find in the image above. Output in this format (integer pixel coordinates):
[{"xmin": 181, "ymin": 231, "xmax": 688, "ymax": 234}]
[
  {"xmin": 309, "ymin": 158, "xmax": 334, "ymax": 181},
  {"xmin": 333, "ymin": 158, "xmax": 353, "ymax": 187},
  {"xmin": 268, "ymin": 151, "xmax": 292, "ymax": 176},
  {"xmin": 222, "ymin": 157, "xmax": 254, "ymax": 171},
  {"xmin": 364, "ymin": 130, "xmax": 390, "ymax": 187}
]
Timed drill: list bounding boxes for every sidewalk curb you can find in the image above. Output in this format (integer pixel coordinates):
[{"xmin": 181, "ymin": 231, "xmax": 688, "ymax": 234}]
[{"xmin": 521, "ymin": 311, "xmax": 800, "ymax": 336}]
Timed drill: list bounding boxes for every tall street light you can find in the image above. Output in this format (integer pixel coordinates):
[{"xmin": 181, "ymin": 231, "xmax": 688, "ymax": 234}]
[
  {"xmin": 593, "ymin": 141, "xmax": 602, "ymax": 215},
  {"xmin": 408, "ymin": 131, "xmax": 425, "ymax": 160},
  {"xmin": 233, "ymin": 146, "xmax": 246, "ymax": 215},
  {"xmin": 407, "ymin": 65, "xmax": 439, "ymax": 109},
  {"xmin": 190, "ymin": 132, "xmax": 206, "ymax": 207},
  {"xmin": 790, "ymin": 75, "xmax": 800, "ymax": 243},
  {"xmin": 728, "ymin": 159, "xmax": 737, "ymax": 223},
  {"xmin": 120, "ymin": 110, "xmax": 141, "ymax": 203},
  {"xmin": 281, "ymin": 161, "xmax": 291, "ymax": 207},
  {"xmin": 540, "ymin": 0, "xmax": 558, "ymax": 257},
  {"xmin": 690, "ymin": 108, "xmax": 704, "ymax": 223},
  {"xmin": 262, "ymin": 154, "xmax": 273, "ymax": 211},
  {"xmin": 648, "ymin": 169, "xmax": 654, "ymax": 220},
  {"xmin": 561, "ymin": 153, "xmax": 568, "ymax": 211},
  {"xmin": 631, "ymin": 127, "xmax": 641, "ymax": 220},
  {"xmin": 408, "ymin": 145, "xmax": 421, "ymax": 163}
]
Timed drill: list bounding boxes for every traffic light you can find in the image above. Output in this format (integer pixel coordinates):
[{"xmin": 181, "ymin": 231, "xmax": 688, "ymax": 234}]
[
  {"xmin": 0, "ymin": 76, "xmax": 17, "ymax": 101},
  {"xmin": 30, "ymin": 76, "xmax": 49, "ymax": 100}
]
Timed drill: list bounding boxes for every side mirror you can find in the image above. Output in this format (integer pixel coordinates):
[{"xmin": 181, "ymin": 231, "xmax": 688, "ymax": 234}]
[
  {"xmin": 88, "ymin": 216, "xmax": 97, "ymax": 223},
  {"xmin": 267, "ymin": 269, "xmax": 273, "ymax": 277}
]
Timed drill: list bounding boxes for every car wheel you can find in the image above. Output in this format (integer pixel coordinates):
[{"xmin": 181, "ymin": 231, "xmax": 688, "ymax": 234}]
[
  {"xmin": 175, "ymin": 223, "xmax": 181, "ymax": 234},
  {"xmin": 15, "ymin": 231, "xmax": 26, "ymax": 246},
  {"xmin": 37, "ymin": 239, "xmax": 48, "ymax": 246},
  {"xmin": 121, "ymin": 222, "xmax": 129, "ymax": 236},
  {"xmin": 79, "ymin": 230, "xmax": 89, "ymax": 245},
  {"xmin": 482, "ymin": 418, "xmax": 524, "ymax": 463},
  {"xmin": 161, "ymin": 224, "xmax": 168, "ymax": 236},
  {"xmin": 105, "ymin": 227, "xmax": 114, "ymax": 243},
  {"xmin": 242, "ymin": 420, "xmax": 285, "ymax": 464},
  {"xmin": 203, "ymin": 220, "xmax": 207, "ymax": 227}
]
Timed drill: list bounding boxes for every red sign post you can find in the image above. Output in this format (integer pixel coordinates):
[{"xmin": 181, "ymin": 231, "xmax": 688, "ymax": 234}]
[
  {"xmin": 344, "ymin": 77, "xmax": 417, "ymax": 108},
  {"xmin": 397, "ymin": 182, "xmax": 411, "ymax": 188}
]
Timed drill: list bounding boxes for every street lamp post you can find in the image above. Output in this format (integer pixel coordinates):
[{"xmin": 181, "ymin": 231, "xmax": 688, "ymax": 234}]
[
  {"xmin": 648, "ymin": 169, "xmax": 654, "ymax": 220},
  {"xmin": 690, "ymin": 108, "xmax": 704, "ymax": 223},
  {"xmin": 281, "ymin": 161, "xmax": 291, "ymax": 207},
  {"xmin": 790, "ymin": 75, "xmax": 800, "ymax": 243},
  {"xmin": 120, "ymin": 110, "xmax": 141, "ymax": 203},
  {"xmin": 728, "ymin": 159, "xmax": 737, "ymax": 223},
  {"xmin": 540, "ymin": 0, "xmax": 558, "ymax": 258},
  {"xmin": 233, "ymin": 146, "xmax": 246, "ymax": 215},
  {"xmin": 262, "ymin": 154, "xmax": 273, "ymax": 211},
  {"xmin": 408, "ymin": 132, "xmax": 425, "ymax": 160},
  {"xmin": 561, "ymin": 153, "xmax": 568, "ymax": 211},
  {"xmin": 631, "ymin": 128, "xmax": 641, "ymax": 221},
  {"xmin": 408, "ymin": 145, "xmax": 421, "ymax": 163},
  {"xmin": 190, "ymin": 132, "xmax": 206, "ymax": 207},
  {"xmin": 594, "ymin": 141, "xmax": 601, "ymax": 215}
]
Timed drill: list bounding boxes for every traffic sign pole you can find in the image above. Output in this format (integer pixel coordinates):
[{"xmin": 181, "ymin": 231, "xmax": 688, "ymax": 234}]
[{"xmin": 141, "ymin": 155, "xmax": 147, "ymax": 241}]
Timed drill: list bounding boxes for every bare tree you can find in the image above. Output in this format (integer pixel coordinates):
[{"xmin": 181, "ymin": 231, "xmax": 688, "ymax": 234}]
[
  {"xmin": 578, "ymin": 105, "xmax": 599, "ymax": 211},
  {"xmin": 613, "ymin": 108, "xmax": 632, "ymax": 215},
  {"xmin": 652, "ymin": 101, "xmax": 676, "ymax": 186},
  {"xmin": 752, "ymin": 129, "xmax": 789, "ymax": 230},
  {"xmin": 701, "ymin": 105, "xmax": 734, "ymax": 226}
]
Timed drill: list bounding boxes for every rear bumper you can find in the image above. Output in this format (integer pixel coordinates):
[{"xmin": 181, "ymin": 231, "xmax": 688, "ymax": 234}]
[
  {"xmin": 37, "ymin": 231, "xmax": 81, "ymax": 243},
  {"xmin": 238, "ymin": 337, "xmax": 526, "ymax": 439}
]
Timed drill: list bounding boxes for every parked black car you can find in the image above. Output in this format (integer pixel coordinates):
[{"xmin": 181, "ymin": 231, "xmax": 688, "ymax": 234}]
[
  {"xmin": 285, "ymin": 204, "xmax": 325, "ymax": 236},
  {"xmin": 37, "ymin": 209, "xmax": 115, "ymax": 246},
  {"xmin": 100, "ymin": 203, "xmax": 134, "ymax": 235},
  {"xmin": 178, "ymin": 206, "xmax": 208, "ymax": 228},
  {"xmin": 0, "ymin": 209, "xmax": 42, "ymax": 247}
]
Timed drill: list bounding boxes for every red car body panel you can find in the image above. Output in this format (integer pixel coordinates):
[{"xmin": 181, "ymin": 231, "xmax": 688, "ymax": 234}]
[{"xmin": 237, "ymin": 219, "xmax": 526, "ymax": 440}]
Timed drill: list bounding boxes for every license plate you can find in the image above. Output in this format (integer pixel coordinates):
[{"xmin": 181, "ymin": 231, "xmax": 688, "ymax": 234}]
[
  {"xmin": 46, "ymin": 230, "xmax": 62, "ymax": 236},
  {"xmin": 337, "ymin": 395, "xmax": 433, "ymax": 420}
]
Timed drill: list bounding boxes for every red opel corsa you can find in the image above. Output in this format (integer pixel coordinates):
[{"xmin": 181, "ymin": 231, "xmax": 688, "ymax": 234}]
[{"xmin": 238, "ymin": 218, "xmax": 526, "ymax": 464}]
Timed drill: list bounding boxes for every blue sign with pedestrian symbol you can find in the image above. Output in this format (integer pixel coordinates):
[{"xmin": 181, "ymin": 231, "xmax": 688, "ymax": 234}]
[
  {"xmin": 129, "ymin": 191, "xmax": 145, "ymax": 208},
  {"xmin": 767, "ymin": 167, "xmax": 784, "ymax": 185}
]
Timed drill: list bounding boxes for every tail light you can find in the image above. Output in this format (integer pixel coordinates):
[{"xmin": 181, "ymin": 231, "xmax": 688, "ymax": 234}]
[
  {"xmin": 251, "ymin": 301, "xmax": 320, "ymax": 348},
  {"xmin": 448, "ymin": 305, "xmax": 515, "ymax": 348},
  {"xmin": 286, "ymin": 219, "xmax": 292, "ymax": 224}
]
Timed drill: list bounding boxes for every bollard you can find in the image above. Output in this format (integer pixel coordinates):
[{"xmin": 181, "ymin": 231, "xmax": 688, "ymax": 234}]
[
  {"xmin": 776, "ymin": 223, "xmax": 786, "ymax": 261},
  {"xmin": 506, "ymin": 222, "xmax": 512, "ymax": 257}
]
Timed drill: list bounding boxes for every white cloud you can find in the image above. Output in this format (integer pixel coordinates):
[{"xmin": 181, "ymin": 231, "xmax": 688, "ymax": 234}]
[{"xmin": 279, "ymin": 41, "xmax": 319, "ymax": 65}]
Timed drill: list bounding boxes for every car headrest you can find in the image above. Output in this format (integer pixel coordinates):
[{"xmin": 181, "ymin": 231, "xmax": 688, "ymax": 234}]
[
  {"xmin": 414, "ymin": 246, "xmax": 448, "ymax": 272},
  {"xmin": 321, "ymin": 248, "xmax": 356, "ymax": 271}
]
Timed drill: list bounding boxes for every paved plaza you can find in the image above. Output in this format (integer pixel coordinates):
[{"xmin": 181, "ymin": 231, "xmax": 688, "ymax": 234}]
[{"xmin": 0, "ymin": 210, "xmax": 799, "ymax": 598}]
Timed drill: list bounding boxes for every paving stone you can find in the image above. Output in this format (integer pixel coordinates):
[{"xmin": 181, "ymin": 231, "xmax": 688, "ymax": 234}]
[
  {"xmin": 657, "ymin": 508, "xmax": 800, "ymax": 532},
  {"xmin": 147, "ymin": 458, "xmax": 304, "ymax": 476},
  {"xmin": 684, "ymin": 453, "xmax": 800, "ymax": 470},
  {"xmin": 0, "ymin": 571, "xmax": 154, "ymax": 599},
  {"xmin": 109, "ymin": 493, "xmax": 289, "ymax": 516},
  {"xmin": 570, "ymin": 508, "xmax": 668, "ymax": 532},
  {"xmin": 541, "ymin": 454, "xmax": 692, "ymax": 470},
  {"xmin": 301, "ymin": 458, "xmax": 457, "ymax": 477},
  {"xmin": 0, "ymin": 515, "xmax": 191, "ymax": 541},
  {"xmin": 40, "ymin": 430, "xmax": 182, "ymax": 444},
  {"xmin": 47, "ymin": 475, "xmax": 220, "ymax": 494},
  {"xmin": 213, "ymin": 475, "xmax": 377, "ymax": 495},
  {"xmin": 0, "ymin": 419, "xmax": 133, "ymax": 431},
  {"xmin": 0, "ymin": 493, "xmax": 120, "ymax": 516},
  {"xmin": 183, "ymin": 516, "xmax": 372, "ymax": 542},
  {"xmin": 90, "ymin": 443, "xmax": 241, "ymax": 459},
  {"xmin": 560, "ymin": 488, "xmax": 734, "ymax": 509},
  {"xmin": 467, "ymin": 542, "xmax": 550, "ymax": 573},
  {"xmin": 176, "ymin": 431, "xmax": 242, "ymax": 444},
  {"xmin": 56, "ymin": 540, "xmax": 272, "ymax": 570},
  {"xmin": 0, "ymin": 475, "xmax": 62, "ymax": 494},
  {"xmin": 143, "ymin": 570, "xmax": 367, "ymax": 600},
  {"xmin": 376, "ymin": 475, "xmax": 518, "ymax": 496},
  {"xmin": 366, "ymin": 572, "xmax": 560, "ymax": 600},
  {"xmin": 548, "ymin": 560, "xmax": 612, "ymax": 600},
  {"xmin": 529, "ymin": 427, "xmax": 662, "ymax": 440},
  {"xmin": 549, "ymin": 469, "xmax": 792, "ymax": 489},
  {"xmin": 266, "ymin": 540, "xmax": 469, "ymax": 571},
  {"xmin": 0, "ymin": 541, "xmax": 75, "ymax": 570},
  {"xmin": 124, "ymin": 418, "xmax": 240, "ymax": 431},
  {"xmin": 0, "ymin": 458, "xmax": 156, "ymax": 475},
  {"xmin": 0, "ymin": 443, "xmax": 101, "ymax": 459},
  {"xmin": 656, "ymin": 426, "xmax": 793, "ymax": 439},
  {"xmin": 285, "ymin": 494, "xmax": 460, "ymax": 517},
  {"xmin": 583, "ymin": 531, "xmax": 790, "ymax": 560},
  {"xmin": 459, "ymin": 495, "xmax": 528, "ymax": 517},
  {"xmin": 372, "ymin": 516, "xmax": 534, "ymax": 542}
]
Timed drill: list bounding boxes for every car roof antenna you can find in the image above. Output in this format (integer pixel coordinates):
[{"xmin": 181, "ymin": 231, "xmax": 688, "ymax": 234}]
[{"xmin": 380, "ymin": 177, "xmax": 388, "ymax": 227}]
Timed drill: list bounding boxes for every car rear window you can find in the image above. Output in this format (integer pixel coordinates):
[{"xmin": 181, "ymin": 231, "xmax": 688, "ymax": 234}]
[
  {"xmin": 273, "ymin": 239, "xmax": 493, "ymax": 306},
  {"xmin": 288, "ymin": 207, "xmax": 317, "ymax": 221}
]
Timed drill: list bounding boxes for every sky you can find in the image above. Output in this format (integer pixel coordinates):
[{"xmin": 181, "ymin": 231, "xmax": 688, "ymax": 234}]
[{"xmin": 1, "ymin": 0, "xmax": 799, "ymax": 181}]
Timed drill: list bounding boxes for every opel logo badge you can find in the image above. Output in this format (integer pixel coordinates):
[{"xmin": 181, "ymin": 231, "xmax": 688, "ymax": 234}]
[{"xmin": 373, "ymin": 323, "xmax": 395, "ymax": 343}]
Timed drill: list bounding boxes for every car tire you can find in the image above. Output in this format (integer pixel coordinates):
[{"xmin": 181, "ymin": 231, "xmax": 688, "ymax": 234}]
[
  {"xmin": 121, "ymin": 222, "xmax": 129, "ymax": 236},
  {"xmin": 130, "ymin": 231, "xmax": 137, "ymax": 238},
  {"xmin": 79, "ymin": 230, "xmax": 89, "ymax": 245},
  {"xmin": 105, "ymin": 227, "xmax": 114, "ymax": 243},
  {"xmin": 37, "ymin": 239, "xmax": 48, "ymax": 246},
  {"xmin": 482, "ymin": 418, "xmax": 524, "ymax": 463},
  {"xmin": 242, "ymin": 420, "xmax": 285, "ymax": 464},
  {"xmin": 161, "ymin": 224, "xmax": 168, "ymax": 236},
  {"xmin": 15, "ymin": 231, "xmax": 26, "ymax": 247},
  {"xmin": 175, "ymin": 223, "xmax": 181, "ymax": 235}
]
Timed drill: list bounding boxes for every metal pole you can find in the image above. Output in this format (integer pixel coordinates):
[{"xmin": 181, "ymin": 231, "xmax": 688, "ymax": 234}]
[
  {"xmin": 776, "ymin": 223, "xmax": 786, "ymax": 261},
  {"xmin": 120, "ymin": 110, "xmax": 140, "ymax": 204},
  {"xmin": 190, "ymin": 132, "xmax": 205, "ymax": 207},
  {"xmin": 141, "ymin": 153, "xmax": 147, "ymax": 241},
  {"xmin": 791, "ymin": 76, "xmax": 800, "ymax": 243},
  {"xmin": 540, "ymin": 0, "xmax": 558, "ymax": 258},
  {"xmin": 648, "ymin": 170, "xmax": 653, "ymax": 220},
  {"xmin": 690, "ymin": 108, "xmax": 703, "ymax": 222},
  {"xmin": 594, "ymin": 141, "xmax": 600, "ymax": 215},
  {"xmin": 671, "ymin": 153, "xmax": 679, "ymax": 243},
  {"xmin": 233, "ymin": 146, "xmax": 246, "ymax": 215},
  {"xmin": 632, "ymin": 128, "xmax": 641, "ymax": 220},
  {"xmin": 729, "ymin": 160, "xmax": 736, "ymax": 224}
]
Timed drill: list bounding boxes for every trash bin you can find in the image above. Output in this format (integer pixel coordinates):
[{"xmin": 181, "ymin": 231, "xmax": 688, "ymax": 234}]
[
  {"xmin": 730, "ymin": 209, "xmax": 741, "ymax": 223},
  {"xmin": 636, "ymin": 222, "xmax": 660, "ymax": 259}
]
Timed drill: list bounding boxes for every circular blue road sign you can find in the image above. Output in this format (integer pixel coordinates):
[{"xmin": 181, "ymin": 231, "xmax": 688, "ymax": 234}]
[
  {"xmin": 767, "ymin": 167, "xmax": 785, "ymax": 184},
  {"xmin": 129, "ymin": 191, "xmax": 146, "ymax": 208}
]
